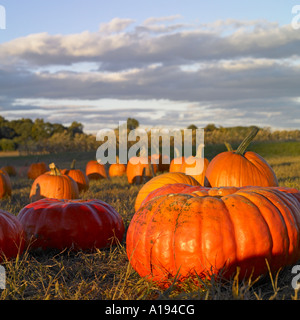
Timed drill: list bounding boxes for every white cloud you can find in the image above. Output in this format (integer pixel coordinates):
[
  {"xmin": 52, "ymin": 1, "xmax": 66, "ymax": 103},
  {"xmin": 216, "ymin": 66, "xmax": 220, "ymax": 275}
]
[
  {"xmin": 0, "ymin": 17, "xmax": 299, "ymax": 131},
  {"xmin": 99, "ymin": 18, "xmax": 135, "ymax": 34}
]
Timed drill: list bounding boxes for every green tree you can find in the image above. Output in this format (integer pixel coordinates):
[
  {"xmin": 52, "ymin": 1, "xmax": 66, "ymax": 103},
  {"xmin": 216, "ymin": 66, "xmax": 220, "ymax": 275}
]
[
  {"xmin": 205, "ymin": 124, "xmax": 218, "ymax": 132},
  {"xmin": 0, "ymin": 138, "xmax": 16, "ymax": 151},
  {"xmin": 127, "ymin": 118, "xmax": 139, "ymax": 130},
  {"xmin": 68, "ymin": 121, "xmax": 83, "ymax": 136},
  {"xmin": 187, "ymin": 124, "xmax": 198, "ymax": 130}
]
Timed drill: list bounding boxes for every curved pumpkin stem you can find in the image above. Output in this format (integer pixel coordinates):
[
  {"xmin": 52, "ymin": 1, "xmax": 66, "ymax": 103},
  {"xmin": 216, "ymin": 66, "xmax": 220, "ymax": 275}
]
[
  {"xmin": 225, "ymin": 142, "xmax": 233, "ymax": 151},
  {"xmin": 70, "ymin": 159, "xmax": 76, "ymax": 169},
  {"xmin": 49, "ymin": 163, "xmax": 61, "ymax": 176},
  {"xmin": 235, "ymin": 126, "xmax": 259, "ymax": 156}
]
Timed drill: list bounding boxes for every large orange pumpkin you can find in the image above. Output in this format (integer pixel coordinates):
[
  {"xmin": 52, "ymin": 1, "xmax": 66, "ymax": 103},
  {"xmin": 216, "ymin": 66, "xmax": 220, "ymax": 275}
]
[
  {"xmin": 61, "ymin": 160, "xmax": 89, "ymax": 192},
  {"xmin": 134, "ymin": 172, "xmax": 200, "ymax": 211},
  {"xmin": 127, "ymin": 186, "xmax": 300, "ymax": 287},
  {"xmin": 29, "ymin": 163, "xmax": 79, "ymax": 201},
  {"xmin": 205, "ymin": 127, "xmax": 278, "ymax": 187}
]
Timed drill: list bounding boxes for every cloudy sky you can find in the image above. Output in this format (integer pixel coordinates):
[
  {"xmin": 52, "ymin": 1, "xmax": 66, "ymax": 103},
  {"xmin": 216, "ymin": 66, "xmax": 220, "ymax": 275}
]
[{"xmin": 0, "ymin": 0, "xmax": 299, "ymax": 133}]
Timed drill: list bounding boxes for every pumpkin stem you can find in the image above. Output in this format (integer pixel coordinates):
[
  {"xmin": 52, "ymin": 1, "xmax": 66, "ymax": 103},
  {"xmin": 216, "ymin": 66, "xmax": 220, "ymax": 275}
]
[
  {"xmin": 225, "ymin": 142, "xmax": 233, "ymax": 151},
  {"xmin": 49, "ymin": 163, "xmax": 61, "ymax": 176},
  {"xmin": 70, "ymin": 159, "xmax": 76, "ymax": 169},
  {"xmin": 235, "ymin": 126, "xmax": 259, "ymax": 156}
]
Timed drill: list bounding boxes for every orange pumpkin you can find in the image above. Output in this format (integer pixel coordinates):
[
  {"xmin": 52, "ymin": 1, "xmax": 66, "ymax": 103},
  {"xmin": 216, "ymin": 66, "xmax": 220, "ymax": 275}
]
[
  {"xmin": 29, "ymin": 163, "xmax": 79, "ymax": 201},
  {"xmin": 108, "ymin": 156, "xmax": 126, "ymax": 177},
  {"xmin": 169, "ymin": 148, "xmax": 184, "ymax": 172},
  {"xmin": 134, "ymin": 172, "xmax": 200, "ymax": 212},
  {"xmin": 61, "ymin": 160, "xmax": 89, "ymax": 192},
  {"xmin": 1, "ymin": 165, "xmax": 16, "ymax": 177},
  {"xmin": 27, "ymin": 162, "xmax": 48, "ymax": 180},
  {"xmin": 179, "ymin": 156, "xmax": 210, "ymax": 186},
  {"xmin": 85, "ymin": 160, "xmax": 108, "ymax": 180},
  {"xmin": 151, "ymin": 153, "xmax": 170, "ymax": 172},
  {"xmin": 127, "ymin": 186, "xmax": 300, "ymax": 287},
  {"xmin": 205, "ymin": 127, "xmax": 278, "ymax": 187},
  {"xmin": 0, "ymin": 169, "xmax": 12, "ymax": 198},
  {"xmin": 169, "ymin": 156, "xmax": 185, "ymax": 172},
  {"xmin": 126, "ymin": 156, "xmax": 158, "ymax": 184}
]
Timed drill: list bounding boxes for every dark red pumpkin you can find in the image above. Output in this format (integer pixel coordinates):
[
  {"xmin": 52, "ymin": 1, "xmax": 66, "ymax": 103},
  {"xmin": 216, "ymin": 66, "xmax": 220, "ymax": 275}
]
[
  {"xmin": 17, "ymin": 198, "xmax": 125, "ymax": 251},
  {"xmin": 0, "ymin": 209, "xmax": 25, "ymax": 261}
]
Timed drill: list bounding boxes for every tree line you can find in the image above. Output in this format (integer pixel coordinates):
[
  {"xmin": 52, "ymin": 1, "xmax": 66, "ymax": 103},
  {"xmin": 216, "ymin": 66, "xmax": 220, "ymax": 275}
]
[{"xmin": 0, "ymin": 116, "xmax": 299, "ymax": 154}]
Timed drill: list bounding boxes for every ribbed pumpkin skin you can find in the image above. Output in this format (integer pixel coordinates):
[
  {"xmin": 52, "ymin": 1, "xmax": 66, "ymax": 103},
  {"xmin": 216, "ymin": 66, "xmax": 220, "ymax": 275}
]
[
  {"xmin": 0, "ymin": 169, "xmax": 12, "ymax": 198},
  {"xmin": 27, "ymin": 162, "xmax": 48, "ymax": 180},
  {"xmin": 29, "ymin": 173, "xmax": 79, "ymax": 200},
  {"xmin": 18, "ymin": 199, "xmax": 125, "ymax": 251},
  {"xmin": 205, "ymin": 151, "xmax": 278, "ymax": 187},
  {"xmin": 127, "ymin": 187, "xmax": 300, "ymax": 287},
  {"xmin": 134, "ymin": 172, "xmax": 200, "ymax": 212},
  {"xmin": 140, "ymin": 183, "xmax": 210, "ymax": 207},
  {"xmin": 0, "ymin": 209, "xmax": 25, "ymax": 261},
  {"xmin": 141, "ymin": 183, "xmax": 300, "ymax": 208}
]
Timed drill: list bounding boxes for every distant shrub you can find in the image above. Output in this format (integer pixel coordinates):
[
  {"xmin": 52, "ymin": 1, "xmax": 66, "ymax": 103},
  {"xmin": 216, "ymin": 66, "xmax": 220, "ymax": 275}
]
[{"xmin": 0, "ymin": 138, "xmax": 16, "ymax": 151}]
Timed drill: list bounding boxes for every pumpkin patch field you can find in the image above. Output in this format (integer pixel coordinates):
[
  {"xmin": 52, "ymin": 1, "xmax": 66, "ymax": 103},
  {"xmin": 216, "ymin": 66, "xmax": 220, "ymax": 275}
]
[{"xmin": 0, "ymin": 142, "xmax": 299, "ymax": 300}]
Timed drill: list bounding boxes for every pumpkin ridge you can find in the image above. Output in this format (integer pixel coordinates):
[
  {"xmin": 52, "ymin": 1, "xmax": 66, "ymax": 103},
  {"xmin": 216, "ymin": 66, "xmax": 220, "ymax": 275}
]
[
  {"xmin": 172, "ymin": 195, "xmax": 193, "ymax": 278},
  {"xmin": 215, "ymin": 196, "xmax": 238, "ymax": 273},
  {"xmin": 235, "ymin": 189, "xmax": 291, "ymax": 270},
  {"xmin": 246, "ymin": 189, "xmax": 299, "ymax": 264},
  {"xmin": 222, "ymin": 193, "xmax": 274, "ymax": 276},
  {"xmin": 244, "ymin": 153, "xmax": 278, "ymax": 186}
]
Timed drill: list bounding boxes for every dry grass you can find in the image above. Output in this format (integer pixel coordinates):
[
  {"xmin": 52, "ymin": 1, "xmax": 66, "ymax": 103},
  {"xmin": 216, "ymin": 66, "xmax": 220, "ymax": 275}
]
[{"xmin": 0, "ymin": 148, "xmax": 300, "ymax": 300}]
